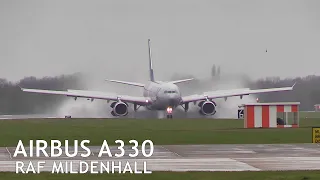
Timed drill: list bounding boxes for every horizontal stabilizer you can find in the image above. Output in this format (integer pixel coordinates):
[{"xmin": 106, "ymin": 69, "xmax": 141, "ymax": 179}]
[
  {"xmin": 168, "ymin": 78, "xmax": 194, "ymax": 84},
  {"xmin": 105, "ymin": 79, "xmax": 145, "ymax": 87}
]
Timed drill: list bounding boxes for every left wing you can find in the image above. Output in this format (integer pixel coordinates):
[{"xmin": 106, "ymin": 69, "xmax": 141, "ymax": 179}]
[
  {"xmin": 181, "ymin": 83, "xmax": 295, "ymax": 103},
  {"xmin": 21, "ymin": 88, "xmax": 151, "ymax": 105}
]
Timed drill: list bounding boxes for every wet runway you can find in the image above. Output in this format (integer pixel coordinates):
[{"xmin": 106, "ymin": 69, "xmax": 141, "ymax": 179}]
[
  {"xmin": 1, "ymin": 144, "xmax": 320, "ymax": 172},
  {"xmin": 0, "ymin": 114, "xmax": 60, "ymax": 120}
]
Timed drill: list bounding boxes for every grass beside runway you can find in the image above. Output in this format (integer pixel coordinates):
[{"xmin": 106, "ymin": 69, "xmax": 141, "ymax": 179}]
[
  {"xmin": 1, "ymin": 171, "xmax": 320, "ymax": 180},
  {"xmin": 0, "ymin": 118, "xmax": 318, "ymax": 146},
  {"xmin": 300, "ymin": 111, "xmax": 320, "ymax": 119}
]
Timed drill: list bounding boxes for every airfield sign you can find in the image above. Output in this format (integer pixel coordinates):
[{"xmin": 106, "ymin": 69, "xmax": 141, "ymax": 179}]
[
  {"xmin": 312, "ymin": 127, "xmax": 320, "ymax": 143},
  {"xmin": 238, "ymin": 109, "xmax": 244, "ymax": 119}
]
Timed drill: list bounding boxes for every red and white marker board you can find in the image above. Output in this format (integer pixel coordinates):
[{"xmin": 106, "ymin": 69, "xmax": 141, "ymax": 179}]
[{"xmin": 243, "ymin": 102, "xmax": 300, "ymax": 128}]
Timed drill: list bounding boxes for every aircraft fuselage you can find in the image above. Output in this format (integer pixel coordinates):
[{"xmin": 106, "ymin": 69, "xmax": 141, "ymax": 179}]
[{"xmin": 143, "ymin": 82, "xmax": 182, "ymax": 110}]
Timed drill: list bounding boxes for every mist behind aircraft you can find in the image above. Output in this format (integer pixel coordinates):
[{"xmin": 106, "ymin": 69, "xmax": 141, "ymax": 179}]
[{"xmin": 54, "ymin": 72, "xmax": 257, "ymax": 119}]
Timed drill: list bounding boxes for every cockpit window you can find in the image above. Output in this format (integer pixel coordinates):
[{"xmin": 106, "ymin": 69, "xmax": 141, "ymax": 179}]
[{"xmin": 164, "ymin": 90, "xmax": 177, "ymax": 93}]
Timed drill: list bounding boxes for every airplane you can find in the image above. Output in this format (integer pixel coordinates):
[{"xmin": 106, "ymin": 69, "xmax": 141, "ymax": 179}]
[{"xmin": 20, "ymin": 39, "xmax": 295, "ymax": 119}]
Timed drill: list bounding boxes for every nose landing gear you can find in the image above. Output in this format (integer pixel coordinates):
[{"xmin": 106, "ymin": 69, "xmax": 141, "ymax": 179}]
[{"xmin": 166, "ymin": 107, "xmax": 173, "ymax": 119}]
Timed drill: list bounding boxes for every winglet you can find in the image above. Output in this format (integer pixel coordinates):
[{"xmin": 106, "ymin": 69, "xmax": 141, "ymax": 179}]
[
  {"xmin": 17, "ymin": 85, "xmax": 24, "ymax": 91},
  {"xmin": 292, "ymin": 82, "xmax": 296, "ymax": 89}
]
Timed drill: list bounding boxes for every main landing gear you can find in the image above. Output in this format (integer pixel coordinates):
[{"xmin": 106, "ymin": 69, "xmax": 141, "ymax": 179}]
[{"xmin": 166, "ymin": 107, "xmax": 173, "ymax": 119}]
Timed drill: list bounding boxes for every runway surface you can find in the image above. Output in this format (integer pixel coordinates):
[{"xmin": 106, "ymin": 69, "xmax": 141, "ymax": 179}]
[
  {"xmin": 0, "ymin": 114, "xmax": 60, "ymax": 120},
  {"xmin": 1, "ymin": 144, "xmax": 320, "ymax": 172}
]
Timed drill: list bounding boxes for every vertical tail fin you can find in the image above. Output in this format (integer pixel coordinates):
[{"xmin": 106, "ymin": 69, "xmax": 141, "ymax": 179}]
[{"xmin": 148, "ymin": 39, "xmax": 155, "ymax": 82}]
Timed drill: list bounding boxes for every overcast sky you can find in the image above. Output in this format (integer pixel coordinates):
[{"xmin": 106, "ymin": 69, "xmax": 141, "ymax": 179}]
[{"xmin": 1, "ymin": 0, "xmax": 320, "ymax": 82}]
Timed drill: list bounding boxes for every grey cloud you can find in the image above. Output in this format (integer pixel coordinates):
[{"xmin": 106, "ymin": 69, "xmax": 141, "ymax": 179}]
[{"xmin": 0, "ymin": 0, "xmax": 319, "ymax": 82}]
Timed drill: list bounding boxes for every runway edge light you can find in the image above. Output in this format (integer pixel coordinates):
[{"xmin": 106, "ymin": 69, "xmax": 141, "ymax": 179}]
[{"xmin": 312, "ymin": 127, "xmax": 320, "ymax": 143}]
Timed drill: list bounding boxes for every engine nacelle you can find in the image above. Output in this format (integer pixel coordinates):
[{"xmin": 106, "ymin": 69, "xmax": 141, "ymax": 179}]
[
  {"xmin": 198, "ymin": 100, "xmax": 216, "ymax": 116},
  {"xmin": 110, "ymin": 101, "xmax": 128, "ymax": 116}
]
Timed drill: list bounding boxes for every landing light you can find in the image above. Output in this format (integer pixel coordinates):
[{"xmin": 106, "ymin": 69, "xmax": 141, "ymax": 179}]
[{"xmin": 167, "ymin": 107, "xmax": 173, "ymax": 114}]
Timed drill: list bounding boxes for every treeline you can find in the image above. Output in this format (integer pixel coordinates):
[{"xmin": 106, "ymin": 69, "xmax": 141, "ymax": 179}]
[
  {"xmin": 253, "ymin": 75, "xmax": 320, "ymax": 111},
  {"xmin": 0, "ymin": 73, "xmax": 319, "ymax": 115},
  {"xmin": 0, "ymin": 73, "xmax": 84, "ymax": 114}
]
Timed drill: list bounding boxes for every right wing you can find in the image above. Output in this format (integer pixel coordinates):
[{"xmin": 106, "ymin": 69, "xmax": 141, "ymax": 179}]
[
  {"xmin": 181, "ymin": 84, "xmax": 295, "ymax": 103},
  {"xmin": 21, "ymin": 88, "xmax": 151, "ymax": 105}
]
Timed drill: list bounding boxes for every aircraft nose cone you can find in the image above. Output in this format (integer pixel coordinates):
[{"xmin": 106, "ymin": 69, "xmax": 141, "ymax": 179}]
[
  {"xmin": 169, "ymin": 99, "xmax": 175, "ymax": 106},
  {"xmin": 168, "ymin": 97, "xmax": 177, "ymax": 106}
]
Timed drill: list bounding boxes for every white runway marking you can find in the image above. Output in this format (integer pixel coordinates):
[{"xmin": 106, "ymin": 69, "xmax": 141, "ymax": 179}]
[
  {"xmin": 5, "ymin": 147, "xmax": 11, "ymax": 160},
  {"xmin": 235, "ymin": 157, "xmax": 320, "ymax": 171},
  {"xmin": 2, "ymin": 144, "xmax": 320, "ymax": 172},
  {"xmin": 0, "ymin": 158, "xmax": 260, "ymax": 172},
  {"xmin": 160, "ymin": 146, "xmax": 182, "ymax": 157}
]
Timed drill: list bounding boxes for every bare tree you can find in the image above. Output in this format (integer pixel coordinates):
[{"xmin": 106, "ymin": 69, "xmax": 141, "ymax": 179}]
[{"xmin": 211, "ymin": 64, "xmax": 216, "ymax": 77}]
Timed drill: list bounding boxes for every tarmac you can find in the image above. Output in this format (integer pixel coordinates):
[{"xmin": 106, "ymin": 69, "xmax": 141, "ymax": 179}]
[
  {"xmin": 1, "ymin": 115, "xmax": 320, "ymax": 172},
  {"xmin": 0, "ymin": 144, "xmax": 320, "ymax": 172},
  {"xmin": 0, "ymin": 114, "xmax": 60, "ymax": 120}
]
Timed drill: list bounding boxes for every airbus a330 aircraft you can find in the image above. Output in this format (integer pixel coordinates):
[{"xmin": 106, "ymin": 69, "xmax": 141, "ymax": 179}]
[{"xmin": 21, "ymin": 39, "xmax": 295, "ymax": 118}]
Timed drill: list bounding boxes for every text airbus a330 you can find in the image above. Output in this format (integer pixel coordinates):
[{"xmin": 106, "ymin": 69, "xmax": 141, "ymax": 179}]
[{"xmin": 21, "ymin": 39, "xmax": 295, "ymax": 119}]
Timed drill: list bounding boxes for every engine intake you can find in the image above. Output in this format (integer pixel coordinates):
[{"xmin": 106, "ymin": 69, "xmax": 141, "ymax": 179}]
[
  {"xmin": 198, "ymin": 100, "xmax": 216, "ymax": 115},
  {"xmin": 110, "ymin": 101, "xmax": 128, "ymax": 116}
]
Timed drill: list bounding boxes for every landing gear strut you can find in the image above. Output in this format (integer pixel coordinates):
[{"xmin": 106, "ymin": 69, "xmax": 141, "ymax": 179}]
[
  {"xmin": 166, "ymin": 107, "xmax": 173, "ymax": 119},
  {"xmin": 180, "ymin": 103, "xmax": 189, "ymax": 112},
  {"xmin": 134, "ymin": 103, "xmax": 142, "ymax": 111}
]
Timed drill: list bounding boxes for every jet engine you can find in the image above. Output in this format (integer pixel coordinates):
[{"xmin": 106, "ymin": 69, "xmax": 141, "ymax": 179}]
[
  {"xmin": 198, "ymin": 100, "xmax": 216, "ymax": 116},
  {"xmin": 110, "ymin": 101, "xmax": 128, "ymax": 116}
]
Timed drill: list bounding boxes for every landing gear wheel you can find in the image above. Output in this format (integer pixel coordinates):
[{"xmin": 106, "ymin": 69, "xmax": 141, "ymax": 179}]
[{"xmin": 167, "ymin": 114, "xmax": 173, "ymax": 119}]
